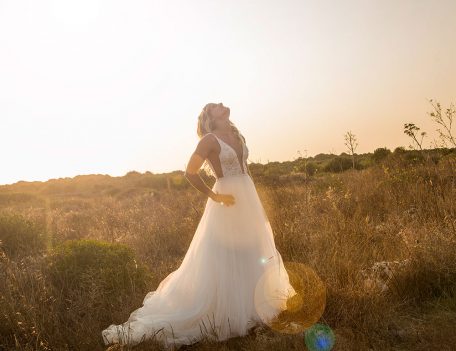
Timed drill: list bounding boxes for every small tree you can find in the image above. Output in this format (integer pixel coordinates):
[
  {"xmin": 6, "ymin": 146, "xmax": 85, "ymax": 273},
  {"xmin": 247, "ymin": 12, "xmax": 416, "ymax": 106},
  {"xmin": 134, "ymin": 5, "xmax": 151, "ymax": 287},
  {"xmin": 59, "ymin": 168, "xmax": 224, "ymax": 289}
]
[
  {"xmin": 344, "ymin": 131, "xmax": 358, "ymax": 169},
  {"xmin": 427, "ymin": 99, "xmax": 456, "ymax": 148}
]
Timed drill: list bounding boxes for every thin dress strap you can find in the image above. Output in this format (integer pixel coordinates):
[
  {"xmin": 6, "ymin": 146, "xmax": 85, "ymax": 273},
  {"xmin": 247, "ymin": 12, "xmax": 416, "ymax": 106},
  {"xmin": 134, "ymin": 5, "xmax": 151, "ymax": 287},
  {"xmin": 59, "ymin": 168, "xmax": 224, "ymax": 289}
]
[{"xmin": 207, "ymin": 133, "xmax": 223, "ymax": 146}]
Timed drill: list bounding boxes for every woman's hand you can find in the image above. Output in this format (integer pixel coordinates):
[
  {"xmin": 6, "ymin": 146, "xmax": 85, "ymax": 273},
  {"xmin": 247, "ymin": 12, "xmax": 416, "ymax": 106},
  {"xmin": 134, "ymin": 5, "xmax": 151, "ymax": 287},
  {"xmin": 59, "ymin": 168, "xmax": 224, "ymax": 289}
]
[{"xmin": 210, "ymin": 191, "xmax": 235, "ymax": 206}]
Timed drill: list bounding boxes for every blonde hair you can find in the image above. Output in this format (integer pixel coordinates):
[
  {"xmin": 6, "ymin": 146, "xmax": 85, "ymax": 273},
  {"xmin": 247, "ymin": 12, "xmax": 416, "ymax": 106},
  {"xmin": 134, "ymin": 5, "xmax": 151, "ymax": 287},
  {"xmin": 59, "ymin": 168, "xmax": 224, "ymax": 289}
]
[{"xmin": 197, "ymin": 103, "xmax": 246, "ymax": 177}]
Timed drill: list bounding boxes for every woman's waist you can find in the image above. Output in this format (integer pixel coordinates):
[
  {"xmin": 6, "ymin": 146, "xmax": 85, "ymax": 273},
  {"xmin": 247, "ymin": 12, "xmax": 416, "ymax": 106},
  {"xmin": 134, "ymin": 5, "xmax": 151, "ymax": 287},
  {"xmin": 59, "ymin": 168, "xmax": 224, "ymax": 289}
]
[{"xmin": 215, "ymin": 173, "xmax": 251, "ymax": 182}]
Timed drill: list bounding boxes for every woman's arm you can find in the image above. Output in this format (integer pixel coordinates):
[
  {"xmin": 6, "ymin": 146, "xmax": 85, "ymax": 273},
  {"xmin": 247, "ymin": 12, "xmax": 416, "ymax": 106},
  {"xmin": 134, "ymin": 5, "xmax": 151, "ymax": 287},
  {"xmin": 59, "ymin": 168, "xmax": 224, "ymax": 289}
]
[
  {"xmin": 185, "ymin": 156, "xmax": 216, "ymax": 199},
  {"xmin": 184, "ymin": 135, "xmax": 216, "ymax": 200}
]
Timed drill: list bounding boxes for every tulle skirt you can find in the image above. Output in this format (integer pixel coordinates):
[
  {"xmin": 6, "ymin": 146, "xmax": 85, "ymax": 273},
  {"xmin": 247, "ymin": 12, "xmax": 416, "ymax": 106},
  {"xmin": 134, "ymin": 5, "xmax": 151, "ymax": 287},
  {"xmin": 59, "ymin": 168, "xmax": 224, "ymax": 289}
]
[{"xmin": 101, "ymin": 173, "xmax": 296, "ymax": 349}]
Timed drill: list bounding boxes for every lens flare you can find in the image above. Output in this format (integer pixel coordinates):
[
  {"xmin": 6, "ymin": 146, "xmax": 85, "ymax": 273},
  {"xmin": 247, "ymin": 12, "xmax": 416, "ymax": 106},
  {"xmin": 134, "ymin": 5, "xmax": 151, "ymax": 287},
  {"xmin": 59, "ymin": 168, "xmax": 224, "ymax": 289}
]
[
  {"xmin": 259, "ymin": 255, "xmax": 274, "ymax": 264},
  {"xmin": 304, "ymin": 323, "xmax": 335, "ymax": 351},
  {"xmin": 254, "ymin": 261, "xmax": 326, "ymax": 334}
]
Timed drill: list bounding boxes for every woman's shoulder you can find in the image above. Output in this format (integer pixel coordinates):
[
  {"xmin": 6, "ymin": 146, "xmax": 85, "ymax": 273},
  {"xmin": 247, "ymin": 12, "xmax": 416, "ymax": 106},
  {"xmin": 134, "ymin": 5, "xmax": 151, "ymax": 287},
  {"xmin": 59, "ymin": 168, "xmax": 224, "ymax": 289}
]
[
  {"xmin": 201, "ymin": 132, "xmax": 218, "ymax": 144},
  {"xmin": 194, "ymin": 133, "xmax": 218, "ymax": 157}
]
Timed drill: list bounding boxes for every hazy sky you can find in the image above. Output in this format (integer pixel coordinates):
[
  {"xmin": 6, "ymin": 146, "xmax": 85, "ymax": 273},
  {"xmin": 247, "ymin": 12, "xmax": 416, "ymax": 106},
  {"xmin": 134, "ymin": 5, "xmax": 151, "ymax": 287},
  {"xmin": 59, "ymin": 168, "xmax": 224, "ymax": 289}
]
[{"xmin": 1, "ymin": 0, "xmax": 455, "ymax": 185}]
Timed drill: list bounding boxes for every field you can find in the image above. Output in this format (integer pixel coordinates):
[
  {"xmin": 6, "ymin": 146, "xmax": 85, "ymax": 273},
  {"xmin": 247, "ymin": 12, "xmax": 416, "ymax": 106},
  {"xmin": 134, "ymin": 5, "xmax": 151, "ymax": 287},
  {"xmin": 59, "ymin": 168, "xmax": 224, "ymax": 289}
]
[{"xmin": 1, "ymin": 149, "xmax": 455, "ymax": 350}]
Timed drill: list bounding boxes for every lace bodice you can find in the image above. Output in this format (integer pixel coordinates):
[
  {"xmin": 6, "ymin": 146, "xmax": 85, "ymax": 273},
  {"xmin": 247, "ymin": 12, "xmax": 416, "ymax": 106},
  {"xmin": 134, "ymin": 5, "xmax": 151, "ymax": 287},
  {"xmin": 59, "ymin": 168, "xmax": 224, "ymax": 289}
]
[{"xmin": 205, "ymin": 133, "xmax": 249, "ymax": 179}]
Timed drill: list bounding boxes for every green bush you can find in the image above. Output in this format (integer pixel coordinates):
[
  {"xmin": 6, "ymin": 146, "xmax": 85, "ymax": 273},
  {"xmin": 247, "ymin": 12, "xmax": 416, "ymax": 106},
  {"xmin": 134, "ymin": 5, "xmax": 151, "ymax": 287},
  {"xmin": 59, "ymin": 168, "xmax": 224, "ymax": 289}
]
[
  {"xmin": 0, "ymin": 212, "xmax": 47, "ymax": 258},
  {"xmin": 372, "ymin": 147, "xmax": 392, "ymax": 163},
  {"xmin": 394, "ymin": 146, "xmax": 406, "ymax": 154},
  {"xmin": 293, "ymin": 160, "xmax": 319, "ymax": 176},
  {"xmin": 45, "ymin": 239, "xmax": 151, "ymax": 302},
  {"xmin": 403, "ymin": 150, "xmax": 425, "ymax": 163},
  {"xmin": 305, "ymin": 161, "xmax": 319, "ymax": 176},
  {"xmin": 323, "ymin": 156, "xmax": 353, "ymax": 173}
]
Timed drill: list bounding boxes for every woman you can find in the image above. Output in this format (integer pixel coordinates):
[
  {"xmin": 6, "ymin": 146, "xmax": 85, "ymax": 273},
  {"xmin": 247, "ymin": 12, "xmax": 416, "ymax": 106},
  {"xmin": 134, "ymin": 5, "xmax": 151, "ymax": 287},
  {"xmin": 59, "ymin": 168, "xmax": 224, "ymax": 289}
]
[{"xmin": 102, "ymin": 102, "xmax": 296, "ymax": 349}]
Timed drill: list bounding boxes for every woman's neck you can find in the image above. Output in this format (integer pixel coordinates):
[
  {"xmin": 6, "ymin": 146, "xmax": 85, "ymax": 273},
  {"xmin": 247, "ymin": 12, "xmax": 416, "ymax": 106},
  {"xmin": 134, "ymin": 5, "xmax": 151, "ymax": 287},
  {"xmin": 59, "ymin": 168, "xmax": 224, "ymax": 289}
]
[{"xmin": 213, "ymin": 124, "xmax": 232, "ymax": 135}]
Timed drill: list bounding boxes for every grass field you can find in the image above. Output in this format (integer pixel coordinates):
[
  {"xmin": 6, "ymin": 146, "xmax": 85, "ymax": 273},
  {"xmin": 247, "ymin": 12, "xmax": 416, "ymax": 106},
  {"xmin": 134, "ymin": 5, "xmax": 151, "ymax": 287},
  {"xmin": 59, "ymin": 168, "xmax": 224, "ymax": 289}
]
[{"xmin": 1, "ymin": 150, "xmax": 455, "ymax": 350}]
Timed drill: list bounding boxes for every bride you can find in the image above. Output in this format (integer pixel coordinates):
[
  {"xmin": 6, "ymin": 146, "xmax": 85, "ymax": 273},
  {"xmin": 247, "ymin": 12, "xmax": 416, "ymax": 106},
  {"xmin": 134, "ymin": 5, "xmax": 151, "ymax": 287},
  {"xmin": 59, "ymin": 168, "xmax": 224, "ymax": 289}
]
[{"xmin": 101, "ymin": 102, "xmax": 296, "ymax": 349}]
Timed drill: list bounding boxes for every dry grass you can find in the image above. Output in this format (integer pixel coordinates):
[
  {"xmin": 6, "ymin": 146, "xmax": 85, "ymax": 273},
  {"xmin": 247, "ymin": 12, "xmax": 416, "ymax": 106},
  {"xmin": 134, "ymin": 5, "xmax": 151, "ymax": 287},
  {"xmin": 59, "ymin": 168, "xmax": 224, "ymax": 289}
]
[{"xmin": 1, "ymin": 152, "xmax": 455, "ymax": 350}]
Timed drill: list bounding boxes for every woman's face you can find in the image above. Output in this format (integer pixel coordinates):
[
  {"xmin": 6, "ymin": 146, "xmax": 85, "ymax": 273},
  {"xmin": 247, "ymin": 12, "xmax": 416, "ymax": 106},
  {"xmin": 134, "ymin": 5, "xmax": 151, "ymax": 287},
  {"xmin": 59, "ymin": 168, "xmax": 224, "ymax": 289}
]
[{"xmin": 209, "ymin": 102, "xmax": 230, "ymax": 128}]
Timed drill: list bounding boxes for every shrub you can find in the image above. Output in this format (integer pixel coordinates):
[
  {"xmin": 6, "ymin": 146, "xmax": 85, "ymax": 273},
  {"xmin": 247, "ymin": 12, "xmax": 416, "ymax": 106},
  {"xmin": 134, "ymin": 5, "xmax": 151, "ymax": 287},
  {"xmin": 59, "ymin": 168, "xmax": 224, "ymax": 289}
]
[
  {"xmin": 43, "ymin": 239, "xmax": 153, "ymax": 347},
  {"xmin": 403, "ymin": 150, "xmax": 425, "ymax": 163},
  {"xmin": 0, "ymin": 212, "xmax": 47, "ymax": 258},
  {"xmin": 394, "ymin": 146, "xmax": 406, "ymax": 154},
  {"xmin": 45, "ymin": 239, "xmax": 151, "ymax": 302},
  {"xmin": 293, "ymin": 160, "xmax": 319, "ymax": 176},
  {"xmin": 306, "ymin": 161, "xmax": 319, "ymax": 176},
  {"xmin": 323, "ymin": 156, "xmax": 353, "ymax": 173},
  {"xmin": 372, "ymin": 147, "xmax": 391, "ymax": 163}
]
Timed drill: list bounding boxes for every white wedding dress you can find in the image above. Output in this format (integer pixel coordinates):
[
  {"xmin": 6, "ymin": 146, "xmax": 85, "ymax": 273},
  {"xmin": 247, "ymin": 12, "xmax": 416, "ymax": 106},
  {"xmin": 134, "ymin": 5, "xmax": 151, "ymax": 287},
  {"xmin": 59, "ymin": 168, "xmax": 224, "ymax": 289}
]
[{"xmin": 102, "ymin": 133, "xmax": 297, "ymax": 349}]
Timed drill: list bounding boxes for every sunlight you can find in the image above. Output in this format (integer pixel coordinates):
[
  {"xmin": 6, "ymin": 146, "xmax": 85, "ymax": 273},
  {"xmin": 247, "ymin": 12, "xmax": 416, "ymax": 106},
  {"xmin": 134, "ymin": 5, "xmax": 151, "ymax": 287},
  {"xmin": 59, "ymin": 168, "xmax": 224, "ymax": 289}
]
[{"xmin": 49, "ymin": 0, "xmax": 101, "ymax": 29}]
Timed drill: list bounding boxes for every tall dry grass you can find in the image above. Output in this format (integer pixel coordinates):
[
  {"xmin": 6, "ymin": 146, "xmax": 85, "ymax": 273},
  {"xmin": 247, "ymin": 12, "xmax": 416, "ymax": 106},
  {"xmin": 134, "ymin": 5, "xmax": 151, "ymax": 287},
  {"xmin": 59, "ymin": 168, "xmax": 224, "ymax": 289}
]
[{"xmin": 1, "ymin": 151, "xmax": 455, "ymax": 350}]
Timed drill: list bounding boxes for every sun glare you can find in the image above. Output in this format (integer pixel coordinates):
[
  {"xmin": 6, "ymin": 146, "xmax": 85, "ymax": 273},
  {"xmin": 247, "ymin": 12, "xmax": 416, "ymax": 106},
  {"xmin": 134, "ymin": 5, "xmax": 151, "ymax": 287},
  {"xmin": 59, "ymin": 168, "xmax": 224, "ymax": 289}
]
[{"xmin": 49, "ymin": 0, "xmax": 101, "ymax": 29}]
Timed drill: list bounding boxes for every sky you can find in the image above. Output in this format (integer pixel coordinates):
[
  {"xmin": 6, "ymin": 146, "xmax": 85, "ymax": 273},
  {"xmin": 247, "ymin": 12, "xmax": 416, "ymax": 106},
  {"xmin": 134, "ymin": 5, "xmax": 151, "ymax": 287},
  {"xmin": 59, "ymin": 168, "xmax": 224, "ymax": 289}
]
[{"xmin": 0, "ymin": 0, "xmax": 455, "ymax": 185}]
